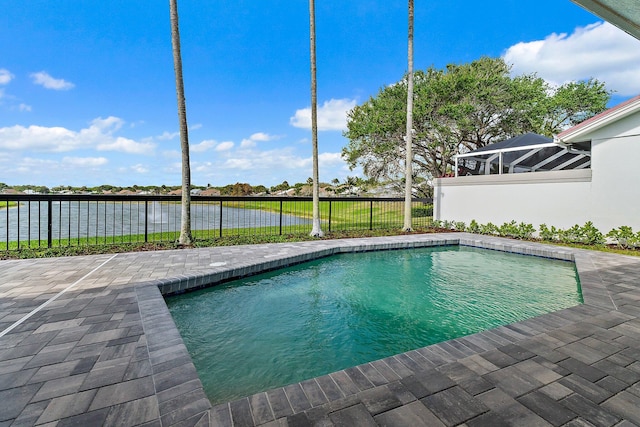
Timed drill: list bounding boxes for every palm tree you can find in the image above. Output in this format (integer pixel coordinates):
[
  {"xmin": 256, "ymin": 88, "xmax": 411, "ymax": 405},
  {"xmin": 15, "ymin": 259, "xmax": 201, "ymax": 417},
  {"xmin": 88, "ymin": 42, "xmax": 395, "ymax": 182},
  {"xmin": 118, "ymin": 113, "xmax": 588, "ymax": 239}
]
[
  {"xmin": 309, "ymin": 0, "xmax": 323, "ymax": 237},
  {"xmin": 169, "ymin": 0, "xmax": 193, "ymax": 245},
  {"xmin": 402, "ymin": 0, "xmax": 414, "ymax": 232}
]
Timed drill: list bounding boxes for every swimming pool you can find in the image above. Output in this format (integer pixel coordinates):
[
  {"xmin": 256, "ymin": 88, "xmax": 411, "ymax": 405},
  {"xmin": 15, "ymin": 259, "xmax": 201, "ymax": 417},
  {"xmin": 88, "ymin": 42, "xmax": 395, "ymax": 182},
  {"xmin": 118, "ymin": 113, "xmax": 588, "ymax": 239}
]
[{"xmin": 166, "ymin": 245, "xmax": 582, "ymax": 404}]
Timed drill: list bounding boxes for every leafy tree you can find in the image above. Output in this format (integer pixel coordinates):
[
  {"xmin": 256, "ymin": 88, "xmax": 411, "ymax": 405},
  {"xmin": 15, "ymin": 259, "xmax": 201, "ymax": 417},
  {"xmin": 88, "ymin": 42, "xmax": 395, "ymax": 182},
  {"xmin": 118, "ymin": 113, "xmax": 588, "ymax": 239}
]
[
  {"xmin": 169, "ymin": 0, "xmax": 193, "ymax": 246},
  {"xmin": 231, "ymin": 182, "xmax": 252, "ymax": 196},
  {"xmin": 343, "ymin": 57, "xmax": 610, "ymax": 184},
  {"xmin": 270, "ymin": 180, "xmax": 290, "ymax": 193},
  {"xmin": 540, "ymin": 79, "xmax": 609, "ymax": 134},
  {"xmin": 253, "ymin": 185, "xmax": 268, "ymax": 194}
]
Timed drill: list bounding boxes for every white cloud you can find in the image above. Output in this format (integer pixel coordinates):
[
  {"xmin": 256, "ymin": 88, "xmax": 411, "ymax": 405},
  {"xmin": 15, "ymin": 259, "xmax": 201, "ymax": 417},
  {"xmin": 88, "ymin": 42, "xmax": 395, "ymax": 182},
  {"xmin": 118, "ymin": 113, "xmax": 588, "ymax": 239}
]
[
  {"xmin": 0, "ymin": 69, "xmax": 13, "ymax": 85},
  {"xmin": 97, "ymin": 137, "xmax": 155, "ymax": 154},
  {"xmin": 191, "ymin": 139, "xmax": 217, "ymax": 152},
  {"xmin": 158, "ymin": 131, "xmax": 179, "ymax": 140},
  {"xmin": 62, "ymin": 156, "xmax": 108, "ymax": 167},
  {"xmin": 0, "ymin": 125, "xmax": 78, "ymax": 151},
  {"xmin": 249, "ymin": 132, "xmax": 273, "ymax": 141},
  {"xmin": 190, "ymin": 123, "xmax": 203, "ymax": 130},
  {"xmin": 0, "ymin": 116, "xmax": 156, "ymax": 154},
  {"xmin": 240, "ymin": 139, "xmax": 256, "ymax": 148},
  {"xmin": 30, "ymin": 71, "xmax": 75, "ymax": 90},
  {"xmin": 18, "ymin": 103, "xmax": 32, "ymax": 112},
  {"xmin": 240, "ymin": 132, "xmax": 278, "ymax": 148},
  {"xmin": 11, "ymin": 157, "xmax": 57, "ymax": 174},
  {"xmin": 131, "ymin": 164, "xmax": 149, "ymax": 173},
  {"xmin": 191, "ymin": 139, "xmax": 234, "ymax": 152},
  {"xmin": 220, "ymin": 148, "xmax": 345, "ymax": 173},
  {"xmin": 223, "ymin": 158, "xmax": 253, "ymax": 170},
  {"xmin": 503, "ymin": 22, "xmax": 640, "ymax": 97},
  {"xmin": 318, "ymin": 152, "xmax": 344, "ymax": 166},
  {"xmin": 290, "ymin": 98, "xmax": 357, "ymax": 131},
  {"xmin": 215, "ymin": 141, "xmax": 234, "ymax": 151}
]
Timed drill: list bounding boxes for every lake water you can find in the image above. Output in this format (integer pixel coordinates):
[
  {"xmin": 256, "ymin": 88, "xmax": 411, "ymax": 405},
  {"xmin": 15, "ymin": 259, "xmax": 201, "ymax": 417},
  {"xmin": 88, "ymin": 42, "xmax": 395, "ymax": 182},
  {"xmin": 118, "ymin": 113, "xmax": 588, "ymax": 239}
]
[{"xmin": 0, "ymin": 201, "xmax": 310, "ymax": 242}]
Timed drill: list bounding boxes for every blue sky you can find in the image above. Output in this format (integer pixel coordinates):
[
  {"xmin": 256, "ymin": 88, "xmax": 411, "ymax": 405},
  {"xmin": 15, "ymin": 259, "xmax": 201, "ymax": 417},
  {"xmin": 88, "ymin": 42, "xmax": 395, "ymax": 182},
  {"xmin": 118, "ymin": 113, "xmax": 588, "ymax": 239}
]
[{"xmin": 1, "ymin": 1, "xmax": 640, "ymax": 188}]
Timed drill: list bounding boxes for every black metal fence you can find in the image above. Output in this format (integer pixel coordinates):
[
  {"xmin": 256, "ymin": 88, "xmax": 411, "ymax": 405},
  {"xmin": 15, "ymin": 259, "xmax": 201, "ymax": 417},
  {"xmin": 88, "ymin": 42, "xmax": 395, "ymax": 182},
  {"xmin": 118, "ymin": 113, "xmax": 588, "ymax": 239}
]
[{"xmin": 0, "ymin": 194, "xmax": 433, "ymax": 251}]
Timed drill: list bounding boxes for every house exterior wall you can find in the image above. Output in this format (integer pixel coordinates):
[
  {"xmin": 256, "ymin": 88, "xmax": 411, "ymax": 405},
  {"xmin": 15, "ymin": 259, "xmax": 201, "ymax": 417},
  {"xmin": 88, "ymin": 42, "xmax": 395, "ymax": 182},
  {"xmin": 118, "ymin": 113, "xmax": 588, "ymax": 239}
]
[
  {"xmin": 435, "ymin": 106, "xmax": 640, "ymax": 233},
  {"xmin": 589, "ymin": 132, "xmax": 640, "ymax": 232},
  {"xmin": 434, "ymin": 170, "xmax": 593, "ymax": 230}
]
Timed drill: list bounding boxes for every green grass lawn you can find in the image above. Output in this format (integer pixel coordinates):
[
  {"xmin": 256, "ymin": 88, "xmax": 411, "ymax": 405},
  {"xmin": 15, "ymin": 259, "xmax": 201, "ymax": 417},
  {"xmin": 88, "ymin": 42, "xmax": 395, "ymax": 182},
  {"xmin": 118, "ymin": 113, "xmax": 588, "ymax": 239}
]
[
  {"xmin": 222, "ymin": 199, "xmax": 432, "ymax": 229},
  {"xmin": 0, "ymin": 201, "xmax": 18, "ymax": 209}
]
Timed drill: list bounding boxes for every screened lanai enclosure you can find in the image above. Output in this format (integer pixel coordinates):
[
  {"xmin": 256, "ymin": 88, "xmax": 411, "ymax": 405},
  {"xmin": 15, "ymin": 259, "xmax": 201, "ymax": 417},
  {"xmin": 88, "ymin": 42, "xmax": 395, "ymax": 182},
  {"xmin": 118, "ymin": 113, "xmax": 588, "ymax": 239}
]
[{"xmin": 454, "ymin": 133, "xmax": 591, "ymax": 176}]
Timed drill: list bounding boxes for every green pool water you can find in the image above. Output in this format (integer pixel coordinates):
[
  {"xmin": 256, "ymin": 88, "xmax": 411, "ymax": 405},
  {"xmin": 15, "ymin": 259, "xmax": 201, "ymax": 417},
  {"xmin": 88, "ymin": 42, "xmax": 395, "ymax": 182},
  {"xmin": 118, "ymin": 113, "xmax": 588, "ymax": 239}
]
[{"xmin": 166, "ymin": 245, "xmax": 582, "ymax": 404}]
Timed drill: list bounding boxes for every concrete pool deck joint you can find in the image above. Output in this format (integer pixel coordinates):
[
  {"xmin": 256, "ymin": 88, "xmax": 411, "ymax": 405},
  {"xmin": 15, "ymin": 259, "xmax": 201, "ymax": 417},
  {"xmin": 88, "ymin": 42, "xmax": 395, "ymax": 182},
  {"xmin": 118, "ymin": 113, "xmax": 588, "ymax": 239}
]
[{"xmin": 2, "ymin": 233, "xmax": 640, "ymax": 426}]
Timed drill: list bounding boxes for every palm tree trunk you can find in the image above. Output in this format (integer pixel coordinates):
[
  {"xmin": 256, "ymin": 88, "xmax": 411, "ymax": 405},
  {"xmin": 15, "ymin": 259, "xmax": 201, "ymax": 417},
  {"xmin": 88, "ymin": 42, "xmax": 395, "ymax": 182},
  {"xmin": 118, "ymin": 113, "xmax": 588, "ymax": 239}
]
[
  {"xmin": 169, "ymin": 0, "xmax": 193, "ymax": 245},
  {"xmin": 309, "ymin": 0, "xmax": 324, "ymax": 237},
  {"xmin": 403, "ymin": 0, "xmax": 414, "ymax": 232}
]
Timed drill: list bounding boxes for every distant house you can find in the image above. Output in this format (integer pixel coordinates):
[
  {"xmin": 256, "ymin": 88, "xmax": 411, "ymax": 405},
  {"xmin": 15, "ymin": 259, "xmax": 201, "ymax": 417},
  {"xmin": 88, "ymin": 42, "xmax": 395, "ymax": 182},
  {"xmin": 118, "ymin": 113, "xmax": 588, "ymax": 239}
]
[
  {"xmin": 433, "ymin": 95, "xmax": 640, "ymax": 233},
  {"xmin": 199, "ymin": 188, "xmax": 221, "ymax": 196},
  {"xmin": 1, "ymin": 188, "xmax": 22, "ymax": 195}
]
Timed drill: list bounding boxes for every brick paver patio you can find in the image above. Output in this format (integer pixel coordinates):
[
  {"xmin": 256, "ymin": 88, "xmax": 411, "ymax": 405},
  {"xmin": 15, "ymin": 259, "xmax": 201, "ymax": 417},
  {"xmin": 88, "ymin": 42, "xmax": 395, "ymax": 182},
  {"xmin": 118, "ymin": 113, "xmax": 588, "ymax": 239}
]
[{"xmin": 1, "ymin": 233, "xmax": 640, "ymax": 426}]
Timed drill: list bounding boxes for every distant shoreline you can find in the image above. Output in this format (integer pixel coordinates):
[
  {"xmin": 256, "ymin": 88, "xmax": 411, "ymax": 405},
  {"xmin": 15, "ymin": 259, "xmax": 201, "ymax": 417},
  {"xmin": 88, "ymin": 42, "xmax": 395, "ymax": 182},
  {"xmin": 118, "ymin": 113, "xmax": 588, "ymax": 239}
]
[{"xmin": 0, "ymin": 202, "xmax": 18, "ymax": 210}]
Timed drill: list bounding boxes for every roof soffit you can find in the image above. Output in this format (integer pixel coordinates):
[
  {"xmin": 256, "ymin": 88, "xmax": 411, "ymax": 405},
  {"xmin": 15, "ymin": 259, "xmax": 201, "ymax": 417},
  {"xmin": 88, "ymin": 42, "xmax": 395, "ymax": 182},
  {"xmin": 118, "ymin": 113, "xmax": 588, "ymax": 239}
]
[{"xmin": 571, "ymin": 0, "xmax": 640, "ymax": 39}]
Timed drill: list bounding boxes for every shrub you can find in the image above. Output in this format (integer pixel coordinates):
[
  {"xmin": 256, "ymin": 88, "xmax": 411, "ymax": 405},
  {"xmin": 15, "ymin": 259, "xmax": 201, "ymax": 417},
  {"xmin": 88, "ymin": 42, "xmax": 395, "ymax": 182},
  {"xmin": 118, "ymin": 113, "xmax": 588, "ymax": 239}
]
[
  {"xmin": 607, "ymin": 226, "xmax": 639, "ymax": 248},
  {"xmin": 580, "ymin": 221, "xmax": 605, "ymax": 245},
  {"xmin": 454, "ymin": 221, "xmax": 466, "ymax": 231},
  {"xmin": 538, "ymin": 224, "xmax": 557, "ymax": 241},
  {"xmin": 412, "ymin": 205, "xmax": 433, "ymax": 217},
  {"xmin": 479, "ymin": 222, "xmax": 498, "ymax": 235},
  {"xmin": 516, "ymin": 222, "xmax": 536, "ymax": 240},
  {"xmin": 553, "ymin": 222, "xmax": 604, "ymax": 245},
  {"xmin": 467, "ymin": 219, "xmax": 481, "ymax": 234},
  {"xmin": 498, "ymin": 221, "xmax": 519, "ymax": 238},
  {"xmin": 557, "ymin": 224, "xmax": 582, "ymax": 244}
]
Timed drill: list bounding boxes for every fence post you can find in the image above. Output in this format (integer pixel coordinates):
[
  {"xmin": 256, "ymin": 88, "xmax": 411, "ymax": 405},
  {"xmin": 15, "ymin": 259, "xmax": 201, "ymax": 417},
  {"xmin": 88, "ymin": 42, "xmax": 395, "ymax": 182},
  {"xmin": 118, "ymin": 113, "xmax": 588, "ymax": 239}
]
[
  {"xmin": 328, "ymin": 200, "xmax": 332, "ymax": 232},
  {"xmin": 369, "ymin": 200, "xmax": 373, "ymax": 230},
  {"xmin": 47, "ymin": 200, "xmax": 53, "ymax": 248},
  {"xmin": 144, "ymin": 200, "xmax": 148, "ymax": 243},
  {"xmin": 219, "ymin": 200, "xmax": 223, "ymax": 238},
  {"xmin": 279, "ymin": 200, "xmax": 283, "ymax": 235},
  {"xmin": 4, "ymin": 201, "xmax": 8, "ymax": 250}
]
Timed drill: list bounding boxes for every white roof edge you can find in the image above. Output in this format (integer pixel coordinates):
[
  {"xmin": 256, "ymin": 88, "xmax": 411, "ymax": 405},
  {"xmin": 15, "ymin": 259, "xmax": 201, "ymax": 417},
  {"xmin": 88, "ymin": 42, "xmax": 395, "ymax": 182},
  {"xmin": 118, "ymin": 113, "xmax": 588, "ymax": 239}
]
[
  {"xmin": 455, "ymin": 142, "xmax": 561, "ymax": 159},
  {"xmin": 556, "ymin": 96, "xmax": 640, "ymax": 143}
]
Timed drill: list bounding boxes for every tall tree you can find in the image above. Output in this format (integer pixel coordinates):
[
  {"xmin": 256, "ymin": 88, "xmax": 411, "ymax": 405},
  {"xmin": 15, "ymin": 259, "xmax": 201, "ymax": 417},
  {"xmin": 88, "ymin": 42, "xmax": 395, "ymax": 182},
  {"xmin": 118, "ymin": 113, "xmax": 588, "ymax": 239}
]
[
  {"xmin": 403, "ymin": 0, "xmax": 414, "ymax": 232},
  {"xmin": 343, "ymin": 57, "xmax": 610, "ymax": 186},
  {"xmin": 309, "ymin": 0, "xmax": 323, "ymax": 237},
  {"xmin": 169, "ymin": 0, "xmax": 192, "ymax": 246}
]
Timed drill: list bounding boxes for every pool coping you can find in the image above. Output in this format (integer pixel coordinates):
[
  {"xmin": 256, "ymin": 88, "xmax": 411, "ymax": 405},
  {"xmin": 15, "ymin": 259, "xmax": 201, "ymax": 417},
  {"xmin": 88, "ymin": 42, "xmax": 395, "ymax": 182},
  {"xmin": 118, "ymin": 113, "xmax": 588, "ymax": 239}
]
[{"xmin": 134, "ymin": 233, "xmax": 637, "ymax": 426}]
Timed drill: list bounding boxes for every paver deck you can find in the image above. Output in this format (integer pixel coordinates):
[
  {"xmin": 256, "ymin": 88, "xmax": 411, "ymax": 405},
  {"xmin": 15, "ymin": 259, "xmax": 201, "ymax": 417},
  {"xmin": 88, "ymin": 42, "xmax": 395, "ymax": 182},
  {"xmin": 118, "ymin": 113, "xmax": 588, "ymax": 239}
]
[{"xmin": 1, "ymin": 233, "xmax": 640, "ymax": 426}]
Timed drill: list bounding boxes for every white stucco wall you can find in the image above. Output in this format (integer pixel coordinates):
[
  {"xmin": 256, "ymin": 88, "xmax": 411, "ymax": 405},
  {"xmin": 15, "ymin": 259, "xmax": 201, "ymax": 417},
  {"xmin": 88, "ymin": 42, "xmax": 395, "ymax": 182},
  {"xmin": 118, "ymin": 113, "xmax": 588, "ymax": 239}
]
[
  {"xmin": 434, "ymin": 170, "xmax": 593, "ymax": 230},
  {"xmin": 589, "ymin": 133, "xmax": 640, "ymax": 232},
  {"xmin": 435, "ymin": 108, "xmax": 640, "ymax": 233}
]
